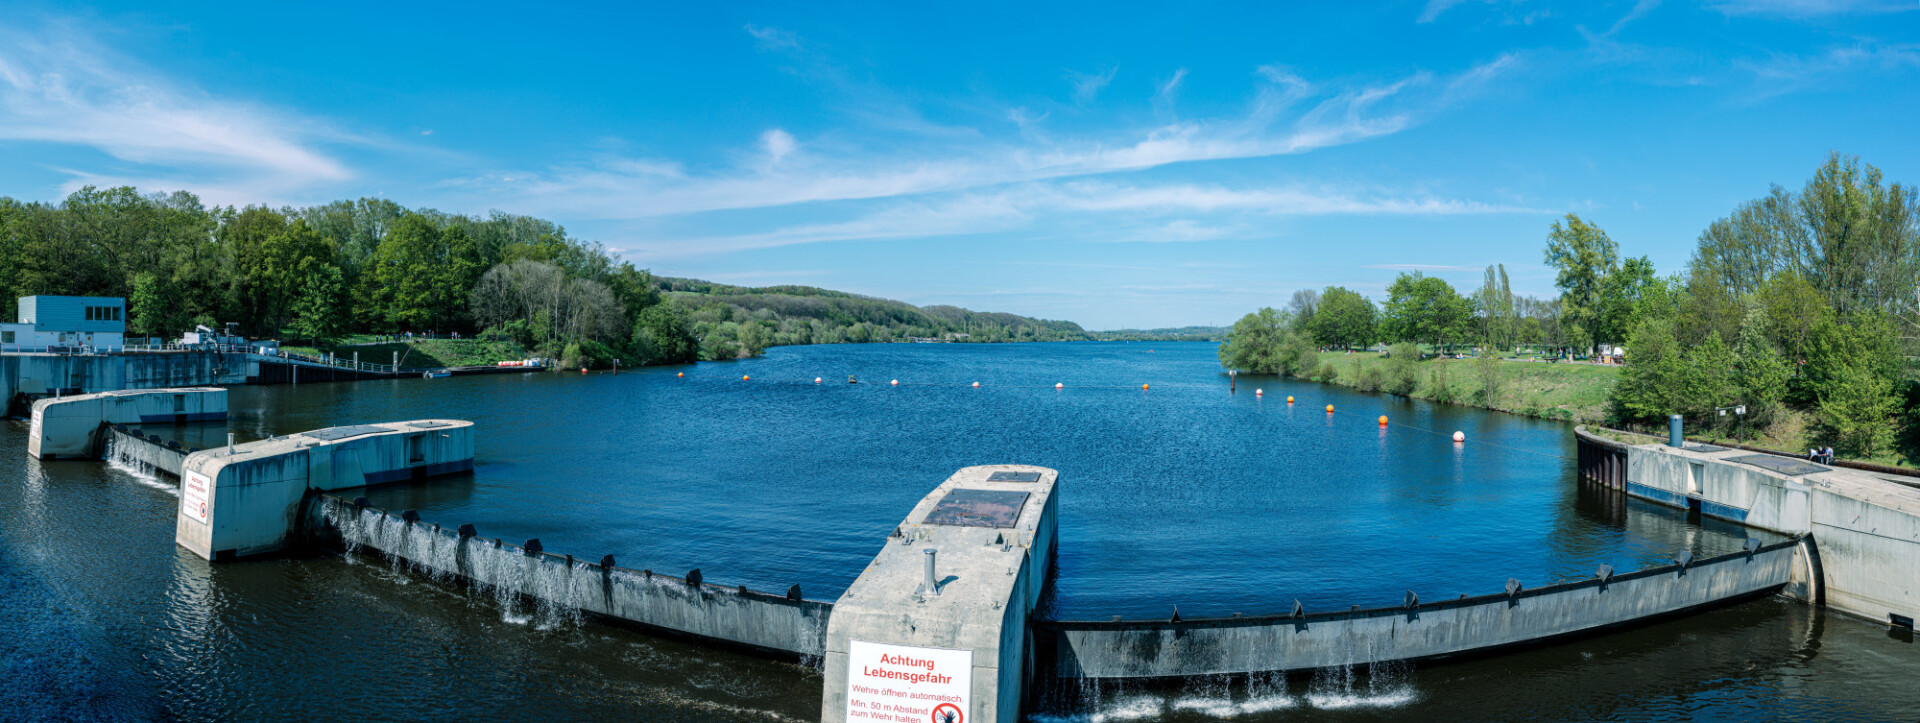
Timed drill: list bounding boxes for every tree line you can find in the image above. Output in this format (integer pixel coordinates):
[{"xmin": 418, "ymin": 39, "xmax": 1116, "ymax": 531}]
[{"xmin": 1219, "ymin": 153, "xmax": 1920, "ymax": 458}]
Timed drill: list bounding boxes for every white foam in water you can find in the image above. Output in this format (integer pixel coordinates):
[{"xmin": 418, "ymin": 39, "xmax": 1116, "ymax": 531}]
[
  {"xmin": 1031, "ymin": 695, "xmax": 1167, "ymax": 723},
  {"xmin": 105, "ymin": 437, "xmax": 178, "ymax": 496},
  {"xmin": 1304, "ymin": 688, "xmax": 1418, "ymax": 710},
  {"xmin": 1167, "ymin": 694, "xmax": 1298, "ymax": 718}
]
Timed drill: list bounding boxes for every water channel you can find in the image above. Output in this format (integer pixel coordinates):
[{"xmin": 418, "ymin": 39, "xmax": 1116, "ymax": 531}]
[{"xmin": 4, "ymin": 342, "xmax": 1916, "ymax": 721}]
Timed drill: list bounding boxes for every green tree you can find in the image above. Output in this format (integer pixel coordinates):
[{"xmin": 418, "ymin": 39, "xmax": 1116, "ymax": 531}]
[
  {"xmin": 1543, "ymin": 213, "xmax": 1619, "ymax": 355},
  {"xmin": 1594, "ymin": 256, "xmax": 1658, "ymax": 352},
  {"xmin": 633, "ymin": 301, "xmax": 699, "ymax": 365},
  {"xmin": 1817, "ymin": 361, "xmax": 1902, "ymax": 457},
  {"xmin": 290, "ymin": 264, "xmax": 346, "ymax": 345},
  {"xmin": 1218, "ymin": 307, "xmax": 1290, "ymax": 374},
  {"xmin": 1309, "ymin": 286, "xmax": 1376, "ymax": 350},
  {"xmin": 737, "ymin": 319, "xmax": 770, "ymax": 357},
  {"xmin": 1383, "ymin": 272, "xmax": 1474, "ymax": 349},
  {"xmin": 1733, "ymin": 303, "xmax": 1792, "ymax": 434},
  {"xmin": 127, "ymin": 272, "xmax": 186, "ymax": 339},
  {"xmin": 1612, "ymin": 317, "xmax": 1685, "ymax": 422},
  {"xmin": 1386, "ymin": 342, "xmax": 1421, "ymax": 396}
]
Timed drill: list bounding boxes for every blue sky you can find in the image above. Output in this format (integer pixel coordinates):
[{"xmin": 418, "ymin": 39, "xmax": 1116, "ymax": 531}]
[{"xmin": 0, "ymin": 1, "xmax": 1915, "ymax": 329}]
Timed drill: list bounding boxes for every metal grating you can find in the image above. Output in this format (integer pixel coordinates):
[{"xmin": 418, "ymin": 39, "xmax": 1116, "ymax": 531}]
[
  {"xmin": 304, "ymin": 424, "xmax": 392, "ymax": 442},
  {"xmin": 987, "ymin": 471, "xmax": 1042, "ymax": 483},
  {"xmin": 1727, "ymin": 454, "xmax": 1829, "ymax": 477},
  {"xmin": 924, "ymin": 489, "xmax": 1030, "ymax": 528},
  {"xmin": 1685, "ymin": 444, "xmax": 1729, "ymax": 453}
]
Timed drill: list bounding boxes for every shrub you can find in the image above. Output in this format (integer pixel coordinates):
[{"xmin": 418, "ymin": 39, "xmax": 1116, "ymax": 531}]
[
  {"xmin": 1313, "ymin": 361, "xmax": 1339, "ymax": 383},
  {"xmin": 1386, "ymin": 342, "xmax": 1420, "ymax": 396},
  {"xmin": 1428, "ymin": 362, "xmax": 1455, "ymax": 403},
  {"xmin": 1355, "ymin": 365, "xmax": 1385, "ymax": 392}
]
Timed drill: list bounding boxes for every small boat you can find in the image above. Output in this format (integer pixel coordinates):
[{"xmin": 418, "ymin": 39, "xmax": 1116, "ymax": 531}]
[
  {"xmin": 847, "ymin": 375, "xmax": 859, "ymax": 384},
  {"xmin": 422, "ymin": 370, "xmax": 452, "ymax": 379}
]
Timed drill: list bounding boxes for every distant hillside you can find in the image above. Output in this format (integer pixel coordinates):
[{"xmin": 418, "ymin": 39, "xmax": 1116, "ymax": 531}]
[
  {"xmin": 1090, "ymin": 326, "xmax": 1228, "ymax": 342},
  {"xmin": 656, "ymin": 277, "xmax": 1091, "ymax": 355}
]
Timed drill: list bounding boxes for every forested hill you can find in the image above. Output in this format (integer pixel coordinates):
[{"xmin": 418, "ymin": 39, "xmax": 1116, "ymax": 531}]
[{"xmin": 657, "ymin": 276, "xmax": 1091, "ymax": 353}]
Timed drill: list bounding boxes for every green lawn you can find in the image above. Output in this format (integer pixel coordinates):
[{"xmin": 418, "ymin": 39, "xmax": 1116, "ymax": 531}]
[{"xmin": 1301, "ymin": 352, "xmax": 1623, "ymax": 424}]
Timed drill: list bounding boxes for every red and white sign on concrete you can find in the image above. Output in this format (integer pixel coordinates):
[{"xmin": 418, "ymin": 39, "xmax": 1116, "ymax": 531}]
[
  {"xmin": 183, "ymin": 470, "xmax": 211, "ymax": 524},
  {"xmin": 845, "ymin": 639, "xmax": 971, "ymax": 723}
]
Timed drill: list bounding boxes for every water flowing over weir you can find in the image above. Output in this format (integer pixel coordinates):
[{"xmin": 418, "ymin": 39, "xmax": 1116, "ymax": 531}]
[{"xmin": 311, "ymin": 494, "xmax": 833, "ymax": 662}]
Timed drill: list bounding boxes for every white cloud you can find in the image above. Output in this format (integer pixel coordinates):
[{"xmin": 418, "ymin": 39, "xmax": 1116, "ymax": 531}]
[
  {"xmin": 1154, "ymin": 68, "xmax": 1189, "ymax": 107},
  {"xmin": 762, "ymin": 128, "xmax": 798, "ymax": 165},
  {"xmin": 459, "ymin": 55, "xmax": 1520, "ymax": 224},
  {"xmin": 1737, "ymin": 43, "xmax": 1920, "ymax": 99},
  {"xmin": 0, "ymin": 23, "xmax": 351, "ymax": 194},
  {"xmin": 1067, "ymin": 65, "xmax": 1119, "ymax": 104}
]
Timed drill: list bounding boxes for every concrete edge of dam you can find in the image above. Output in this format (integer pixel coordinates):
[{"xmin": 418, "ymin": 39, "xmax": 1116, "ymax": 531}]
[
  {"xmin": 1032, "ymin": 537, "xmax": 1803, "ymax": 680},
  {"xmin": 310, "ymin": 494, "xmax": 835, "ymax": 662}
]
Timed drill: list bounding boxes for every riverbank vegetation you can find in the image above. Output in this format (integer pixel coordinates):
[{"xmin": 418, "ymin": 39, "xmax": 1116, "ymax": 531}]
[
  {"xmin": 0, "ymin": 189, "xmax": 1155, "ymax": 369},
  {"xmin": 1220, "ymin": 153, "xmax": 1920, "ymax": 464}
]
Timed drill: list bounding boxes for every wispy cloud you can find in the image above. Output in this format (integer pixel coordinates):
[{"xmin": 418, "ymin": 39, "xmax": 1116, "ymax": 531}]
[
  {"xmin": 0, "ymin": 21, "xmax": 351, "ymax": 199},
  {"xmin": 622, "ymin": 180, "xmax": 1545, "ymax": 258},
  {"xmin": 744, "ymin": 24, "xmax": 800, "ymax": 50},
  {"xmin": 1067, "ymin": 65, "xmax": 1119, "ymax": 104},
  {"xmin": 1607, "ymin": 0, "xmax": 1663, "ymax": 35},
  {"xmin": 459, "ymin": 55, "xmax": 1521, "ymax": 223},
  {"xmin": 1363, "ymin": 263, "xmax": 1482, "ymax": 271},
  {"xmin": 1709, "ymin": 0, "xmax": 1917, "ymax": 17},
  {"xmin": 1737, "ymin": 42, "xmax": 1920, "ymax": 99}
]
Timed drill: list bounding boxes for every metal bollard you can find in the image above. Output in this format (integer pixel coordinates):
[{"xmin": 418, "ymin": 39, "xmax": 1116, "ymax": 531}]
[{"xmin": 923, "ymin": 548, "xmax": 939, "ymax": 595}]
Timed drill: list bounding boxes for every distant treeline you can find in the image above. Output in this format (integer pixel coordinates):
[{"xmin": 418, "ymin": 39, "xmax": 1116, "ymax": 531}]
[
  {"xmin": 0, "ymin": 187, "xmax": 1190, "ymax": 369},
  {"xmin": 1220, "ymin": 153, "xmax": 1920, "ymax": 459}
]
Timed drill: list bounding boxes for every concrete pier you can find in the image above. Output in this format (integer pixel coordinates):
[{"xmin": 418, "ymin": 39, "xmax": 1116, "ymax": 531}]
[
  {"xmin": 175, "ymin": 420, "xmax": 474, "ymax": 560},
  {"xmin": 820, "ymin": 465, "xmax": 1060, "ymax": 723},
  {"xmin": 28, "ymin": 387, "xmax": 226, "ymax": 459},
  {"xmin": 1623, "ymin": 440, "xmax": 1920, "ymax": 627}
]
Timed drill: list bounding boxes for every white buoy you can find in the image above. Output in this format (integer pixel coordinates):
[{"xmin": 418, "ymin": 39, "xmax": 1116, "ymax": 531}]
[
  {"xmin": 972, "ymin": 381, "xmax": 980, "ymax": 388},
  {"xmin": 815, "ymin": 377, "xmax": 822, "ymax": 384},
  {"xmin": 1453, "ymin": 431, "xmax": 1466, "ymax": 443},
  {"xmin": 890, "ymin": 379, "xmax": 899, "ymax": 386},
  {"xmin": 1055, "ymin": 383, "xmax": 1064, "ymax": 389},
  {"xmin": 1255, "ymin": 388, "xmax": 1263, "ymax": 396}
]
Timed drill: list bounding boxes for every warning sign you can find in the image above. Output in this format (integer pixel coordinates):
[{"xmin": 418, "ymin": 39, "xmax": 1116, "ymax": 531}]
[
  {"xmin": 845, "ymin": 639, "xmax": 970, "ymax": 723},
  {"xmin": 183, "ymin": 470, "xmax": 211, "ymax": 524}
]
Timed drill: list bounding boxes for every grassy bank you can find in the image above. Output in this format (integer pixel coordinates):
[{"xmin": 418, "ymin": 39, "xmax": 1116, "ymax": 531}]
[
  {"xmin": 1290, "ymin": 352, "xmax": 1623, "ymax": 424},
  {"xmin": 284, "ymin": 337, "xmax": 534, "ymax": 369}
]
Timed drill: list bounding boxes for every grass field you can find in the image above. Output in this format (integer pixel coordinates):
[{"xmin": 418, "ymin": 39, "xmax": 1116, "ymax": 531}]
[{"xmin": 1297, "ymin": 352, "xmax": 1623, "ymax": 425}]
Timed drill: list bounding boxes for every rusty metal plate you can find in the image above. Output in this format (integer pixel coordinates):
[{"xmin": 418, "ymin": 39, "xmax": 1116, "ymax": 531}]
[
  {"xmin": 987, "ymin": 471, "xmax": 1041, "ymax": 483},
  {"xmin": 924, "ymin": 489, "xmax": 1030, "ymax": 528}
]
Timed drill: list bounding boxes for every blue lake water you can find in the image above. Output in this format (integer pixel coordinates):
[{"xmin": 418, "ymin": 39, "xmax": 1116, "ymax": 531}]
[{"xmin": 4, "ymin": 341, "xmax": 1917, "ymax": 722}]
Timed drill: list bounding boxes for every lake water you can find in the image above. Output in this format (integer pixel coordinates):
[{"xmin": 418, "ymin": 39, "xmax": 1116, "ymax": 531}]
[{"xmin": 4, "ymin": 342, "xmax": 1916, "ymax": 721}]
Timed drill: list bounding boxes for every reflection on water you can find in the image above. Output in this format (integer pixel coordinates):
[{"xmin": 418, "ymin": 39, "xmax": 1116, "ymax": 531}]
[{"xmin": 3, "ymin": 342, "xmax": 1917, "ymax": 721}]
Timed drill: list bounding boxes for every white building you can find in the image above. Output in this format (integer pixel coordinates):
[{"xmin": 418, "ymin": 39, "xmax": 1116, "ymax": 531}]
[{"xmin": 1, "ymin": 296, "xmax": 127, "ymax": 351}]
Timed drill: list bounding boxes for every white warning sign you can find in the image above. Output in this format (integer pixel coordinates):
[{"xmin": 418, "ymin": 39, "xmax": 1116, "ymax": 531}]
[
  {"xmin": 846, "ymin": 639, "xmax": 971, "ymax": 723},
  {"xmin": 183, "ymin": 470, "xmax": 211, "ymax": 525}
]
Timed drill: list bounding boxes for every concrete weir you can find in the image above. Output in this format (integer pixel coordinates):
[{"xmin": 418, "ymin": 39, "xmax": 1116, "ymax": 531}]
[
  {"xmin": 175, "ymin": 420, "xmax": 474, "ymax": 560},
  {"xmin": 821, "ymin": 465, "xmax": 1060, "ymax": 723},
  {"xmin": 1036, "ymin": 539, "xmax": 1798, "ymax": 680},
  {"xmin": 28, "ymin": 387, "xmax": 226, "ymax": 459},
  {"xmin": 311, "ymin": 495, "xmax": 832, "ymax": 660},
  {"xmin": 1614, "ymin": 434, "xmax": 1920, "ymax": 628}
]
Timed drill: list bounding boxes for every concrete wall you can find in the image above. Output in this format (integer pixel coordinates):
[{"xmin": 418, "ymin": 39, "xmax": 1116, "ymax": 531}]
[
  {"xmin": 175, "ymin": 420, "xmax": 474, "ymax": 560},
  {"xmin": 1036, "ymin": 539, "xmax": 1797, "ymax": 679},
  {"xmin": 3, "ymin": 352, "xmax": 255, "ymax": 410},
  {"xmin": 105, "ymin": 424, "xmax": 195, "ymax": 477},
  {"xmin": 311, "ymin": 495, "xmax": 834, "ymax": 659},
  {"xmin": 28, "ymin": 387, "xmax": 226, "ymax": 459},
  {"xmin": 821, "ymin": 465, "xmax": 1061, "ymax": 723},
  {"xmin": 1626, "ymin": 443, "xmax": 1920, "ymax": 627}
]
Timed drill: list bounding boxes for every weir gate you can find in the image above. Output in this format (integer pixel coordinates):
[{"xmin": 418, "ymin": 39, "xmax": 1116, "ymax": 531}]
[{"xmin": 28, "ymin": 397, "xmax": 1829, "ymax": 723}]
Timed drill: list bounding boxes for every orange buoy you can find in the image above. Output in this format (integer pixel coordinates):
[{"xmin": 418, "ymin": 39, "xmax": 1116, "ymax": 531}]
[
  {"xmin": 972, "ymin": 381, "xmax": 980, "ymax": 388},
  {"xmin": 1142, "ymin": 383, "xmax": 1150, "ymax": 390},
  {"xmin": 1453, "ymin": 431, "xmax": 1466, "ymax": 443},
  {"xmin": 1286, "ymin": 396, "xmax": 1294, "ymax": 404},
  {"xmin": 677, "ymin": 372, "xmax": 684, "ymax": 378},
  {"xmin": 890, "ymin": 379, "xmax": 899, "ymax": 386},
  {"xmin": 1325, "ymin": 404, "xmax": 1335, "ymax": 413},
  {"xmin": 1378, "ymin": 415, "xmax": 1389, "ymax": 426},
  {"xmin": 743, "ymin": 375, "xmax": 750, "ymax": 381}
]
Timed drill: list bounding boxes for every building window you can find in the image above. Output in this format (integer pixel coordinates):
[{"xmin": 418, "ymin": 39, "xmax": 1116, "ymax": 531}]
[
  {"xmin": 1, "ymin": 331, "xmax": 12, "ymax": 344},
  {"xmin": 85, "ymin": 307, "xmax": 95, "ymax": 321}
]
